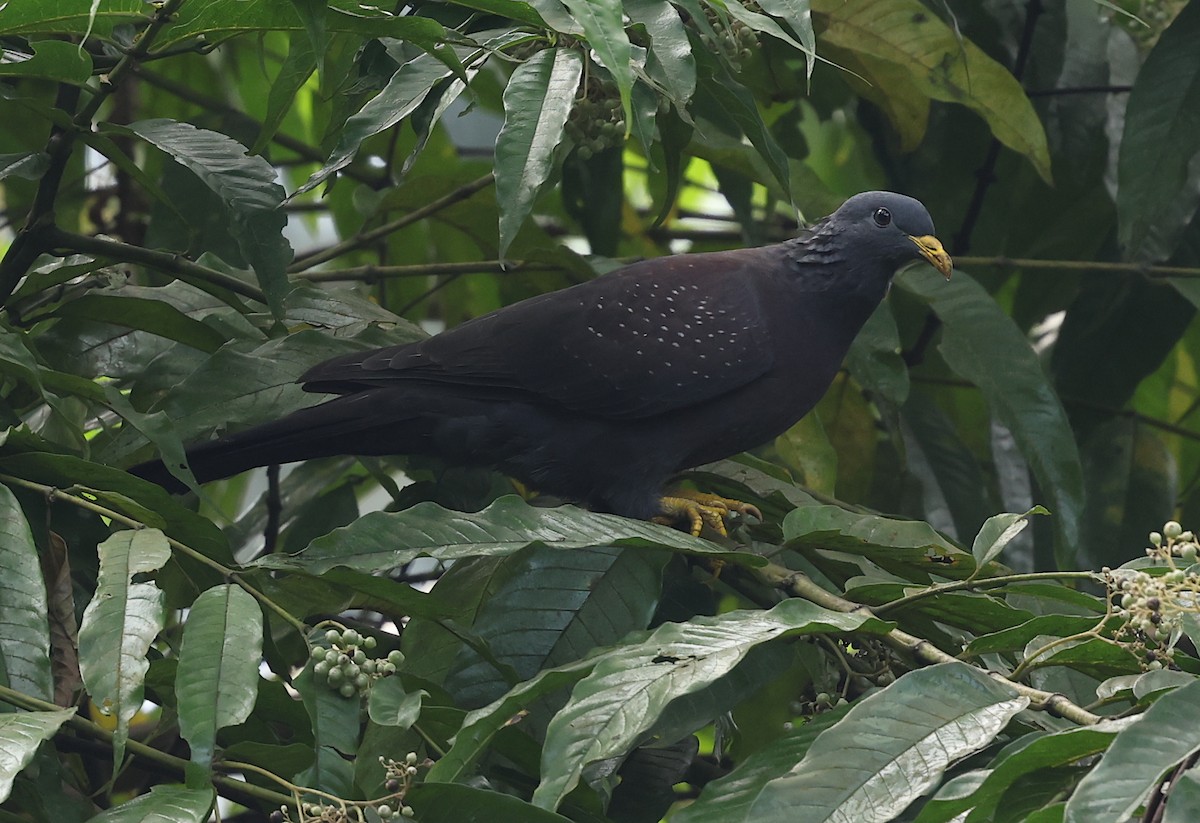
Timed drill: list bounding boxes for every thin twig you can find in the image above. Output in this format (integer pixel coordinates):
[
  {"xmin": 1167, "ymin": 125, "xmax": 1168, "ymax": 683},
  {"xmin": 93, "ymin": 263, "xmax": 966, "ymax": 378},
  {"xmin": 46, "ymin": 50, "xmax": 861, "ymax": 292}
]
[{"xmin": 288, "ymin": 173, "xmax": 496, "ymax": 272}]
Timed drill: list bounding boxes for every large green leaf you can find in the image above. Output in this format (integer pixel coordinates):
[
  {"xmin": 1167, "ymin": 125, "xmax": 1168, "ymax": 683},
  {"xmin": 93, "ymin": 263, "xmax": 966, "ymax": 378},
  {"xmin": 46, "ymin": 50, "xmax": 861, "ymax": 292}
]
[
  {"xmin": 175, "ymin": 585, "xmax": 263, "ymax": 767},
  {"xmin": 429, "ymin": 600, "xmax": 889, "ymax": 790},
  {"xmin": 122, "ymin": 120, "xmax": 292, "ymax": 314},
  {"xmin": 445, "ymin": 545, "xmax": 666, "ymax": 708},
  {"xmin": 531, "ymin": 600, "xmax": 893, "ymax": 809},
  {"xmin": 156, "ymin": 0, "xmax": 448, "ymax": 49},
  {"xmin": 900, "ymin": 268, "xmax": 1086, "ymax": 567},
  {"xmin": 86, "ymin": 785, "xmax": 214, "ymax": 823},
  {"xmin": 626, "ymin": 0, "xmax": 697, "ymax": 111},
  {"xmin": 702, "ymin": 663, "xmax": 1026, "ymax": 822},
  {"xmin": 559, "ymin": 0, "xmax": 632, "ymax": 125},
  {"xmin": 0, "ymin": 709, "xmax": 75, "ymax": 803},
  {"xmin": 0, "ymin": 0, "xmax": 147, "ymax": 39},
  {"xmin": 495, "ymin": 48, "xmax": 583, "ymax": 258},
  {"xmin": 1116, "ymin": 0, "xmax": 1200, "ymax": 261},
  {"xmin": 408, "ymin": 783, "xmax": 573, "ymax": 823},
  {"xmin": 0, "ymin": 484, "xmax": 52, "ymax": 701},
  {"xmin": 1065, "ymin": 680, "xmax": 1200, "ymax": 821},
  {"xmin": 813, "ymin": 0, "xmax": 1052, "ymax": 183},
  {"xmin": 78, "ymin": 529, "xmax": 171, "ymax": 769},
  {"xmin": 296, "ymin": 50, "xmax": 458, "ymax": 196},
  {"xmin": 672, "ymin": 708, "xmax": 847, "ymax": 823},
  {"xmin": 0, "ymin": 40, "xmax": 91, "ymax": 85}
]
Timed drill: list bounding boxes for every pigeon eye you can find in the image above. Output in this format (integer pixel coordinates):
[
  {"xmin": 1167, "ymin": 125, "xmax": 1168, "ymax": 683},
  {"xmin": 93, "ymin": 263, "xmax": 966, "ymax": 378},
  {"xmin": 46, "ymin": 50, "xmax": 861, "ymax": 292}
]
[{"xmin": 873, "ymin": 208, "xmax": 892, "ymax": 227}]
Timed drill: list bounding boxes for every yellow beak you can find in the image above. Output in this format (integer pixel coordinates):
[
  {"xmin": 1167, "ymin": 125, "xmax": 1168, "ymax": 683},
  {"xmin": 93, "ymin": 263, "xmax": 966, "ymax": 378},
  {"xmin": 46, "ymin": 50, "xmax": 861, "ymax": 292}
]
[{"xmin": 910, "ymin": 235, "xmax": 953, "ymax": 279}]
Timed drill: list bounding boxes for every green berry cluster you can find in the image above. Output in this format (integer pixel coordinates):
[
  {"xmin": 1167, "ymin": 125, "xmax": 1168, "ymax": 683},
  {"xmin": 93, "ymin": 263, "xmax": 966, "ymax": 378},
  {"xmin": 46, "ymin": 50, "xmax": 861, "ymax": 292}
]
[
  {"xmin": 565, "ymin": 74, "xmax": 624, "ymax": 160},
  {"xmin": 309, "ymin": 627, "xmax": 404, "ymax": 699},
  {"xmin": 1103, "ymin": 521, "xmax": 1200, "ymax": 669},
  {"xmin": 267, "ymin": 752, "xmax": 425, "ymax": 822},
  {"xmin": 699, "ymin": 4, "xmax": 760, "ymax": 71}
]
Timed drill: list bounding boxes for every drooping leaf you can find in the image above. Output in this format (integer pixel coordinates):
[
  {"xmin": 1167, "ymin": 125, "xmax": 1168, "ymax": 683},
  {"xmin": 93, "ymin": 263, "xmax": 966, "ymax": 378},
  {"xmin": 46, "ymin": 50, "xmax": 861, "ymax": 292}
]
[
  {"xmin": 78, "ymin": 529, "xmax": 171, "ymax": 769},
  {"xmin": 812, "ymin": 0, "xmax": 1052, "ymax": 183},
  {"xmin": 495, "ymin": 48, "xmax": 583, "ymax": 258},
  {"xmin": 559, "ymin": 0, "xmax": 632, "ymax": 126},
  {"xmin": 1116, "ymin": 0, "xmax": 1200, "ymax": 261},
  {"xmin": 176, "ymin": 585, "xmax": 263, "ymax": 767},
  {"xmin": 122, "ymin": 119, "xmax": 292, "ymax": 314}
]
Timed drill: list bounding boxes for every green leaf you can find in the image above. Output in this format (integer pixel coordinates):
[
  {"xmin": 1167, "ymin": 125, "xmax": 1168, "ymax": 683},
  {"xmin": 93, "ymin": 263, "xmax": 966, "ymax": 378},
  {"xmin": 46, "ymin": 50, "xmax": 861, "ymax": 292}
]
[
  {"xmin": 367, "ymin": 678, "xmax": 427, "ymax": 728},
  {"xmin": 156, "ymin": 0, "xmax": 448, "ymax": 50},
  {"xmin": 1116, "ymin": 0, "xmax": 1200, "ymax": 261},
  {"xmin": 728, "ymin": 663, "xmax": 1027, "ymax": 821},
  {"xmin": 1165, "ymin": 767, "xmax": 1200, "ymax": 823},
  {"xmin": 407, "ymin": 783, "xmax": 574, "ymax": 823},
  {"xmin": 254, "ymin": 496, "xmax": 764, "ymax": 574},
  {"xmin": 52, "ymin": 294, "xmax": 227, "ymax": 354},
  {"xmin": 0, "ymin": 709, "xmax": 76, "ymax": 803},
  {"xmin": 532, "ymin": 599, "xmax": 892, "ymax": 809},
  {"xmin": 971, "ymin": 507, "xmax": 1049, "ymax": 571},
  {"xmin": 86, "ymin": 785, "xmax": 214, "ymax": 823},
  {"xmin": 122, "ymin": 119, "xmax": 292, "ymax": 314},
  {"xmin": 296, "ymin": 51, "xmax": 457, "ymax": 196},
  {"xmin": 812, "ymin": 0, "xmax": 1052, "ymax": 184},
  {"xmin": 758, "ymin": 0, "xmax": 816, "ymax": 78},
  {"xmin": 445, "ymin": 546, "xmax": 666, "ymax": 708},
  {"xmin": 431, "ymin": 600, "xmax": 889, "ymax": 790},
  {"xmin": 0, "ymin": 1, "xmax": 147, "ymax": 39},
  {"xmin": 78, "ymin": 529, "xmax": 171, "ymax": 769},
  {"xmin": 0, "ymin": 484, "xmax": 52, "ymax": 701},
  {"xmin": 0, "ymin": 40, "xmax": 92, "ymax": 85},
  {"xmin": 1065, "ymin": 679, "xmax": 1200, "ymax": 821},
  {"xmin": 626, "ymin": 0, "xmax": 697, "ymax": 110},
  {"xmin": 963, "ymin": 615, "xmax": 1107, "ymax": 658},
  {"xmin": 495, "ymin": 48, "xmax": 583, "ymax": 259},
  {"xmin": 176, "ymin": 585, "xmax": 263, "ymax": 767},
  {"xmin": 672, "ymin": 709, "xmax": 847, "ymax": 823},
  {"xmin": 900, "ymin": 268, "xmax": 1085, "ymax": 568},
  {"xmin": 915, "ymin": 723, "xmax": 1129, "ymax": 822},
  {"xmin": 0, "ymin": 151, "xmax": 49, "ymax": 181},
  {"xmin": 252, "ymin": 33, "xmax": 318, "ymax": 155},
  {"xmin": 559, "ymin": 0, "xmax": 632, "ymax": 126}
]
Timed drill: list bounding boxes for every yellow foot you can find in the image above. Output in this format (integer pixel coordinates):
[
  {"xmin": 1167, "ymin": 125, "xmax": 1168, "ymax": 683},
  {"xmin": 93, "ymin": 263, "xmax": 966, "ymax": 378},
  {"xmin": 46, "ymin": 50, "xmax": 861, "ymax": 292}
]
[{"xmin": 655, "ymin": 491, "xmax": 763, "ymax": 537}]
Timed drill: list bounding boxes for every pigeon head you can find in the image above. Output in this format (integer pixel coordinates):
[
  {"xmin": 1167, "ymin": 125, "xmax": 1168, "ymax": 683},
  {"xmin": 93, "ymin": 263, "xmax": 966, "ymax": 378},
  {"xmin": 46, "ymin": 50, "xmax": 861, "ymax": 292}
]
[{"xmin": 828, "ymin": 191, "xmax": 953, "ymax": 280}]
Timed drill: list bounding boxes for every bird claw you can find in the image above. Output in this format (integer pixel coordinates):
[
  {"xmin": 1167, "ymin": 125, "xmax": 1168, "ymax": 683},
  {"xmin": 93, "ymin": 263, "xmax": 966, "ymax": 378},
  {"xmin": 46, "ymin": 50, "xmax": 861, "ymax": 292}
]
[{"xmin": 656, "ymin": 492, "xmax": 763, "ymax": 537}]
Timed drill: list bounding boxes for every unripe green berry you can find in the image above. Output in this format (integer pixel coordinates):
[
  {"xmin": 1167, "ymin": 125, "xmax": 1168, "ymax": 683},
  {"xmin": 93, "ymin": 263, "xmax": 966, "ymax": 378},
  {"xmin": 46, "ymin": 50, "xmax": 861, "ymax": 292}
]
[
  {"xmin": 355, "ymin": 673, "xmax": 369, "ymax": 688},
  {"xmin": 343, "ymin": 629, "xmax": 360, "ymax": 645},
  {"xmin": 402, "ymin": 807, "xmax": 415, "ymax": 818},
  {"xmin": 1165, "ymin": 521, "xmax": 1183, "ymax": 540},
  {"xmin": 364, "ymin": 636, "xmax": 377, "ymax": 650},
  {"xmin": 314, "ymin": 661, "xmax": 329, "ymax": 677},
  {"xmin": 405, "ymin": 752, "xmax": 418, "ymax": 765},
  {"xmin": 378, "ymin": 804, "xmax": 392, "ymax": 818},
  {"xmin": 339, "ymin": 682, "xmax": 357, "ymax": 698},
  {"xmin": 387, "ymin": 651, "xmax": 405, "ymax": 666},
  {"xmin": 325, "ymin": 629, "xmax": 340, "ymax": 644},
  {"xmin": 311, "ymin": 645, "xmax": 327, "ymax": 661},
  {"xmin": 1150, "ymin": 531, "xmax": 1163, "ymax": 546},
  {"xmin": 328, "ymin": 667, "xmax": 344, "ymax": 684}
]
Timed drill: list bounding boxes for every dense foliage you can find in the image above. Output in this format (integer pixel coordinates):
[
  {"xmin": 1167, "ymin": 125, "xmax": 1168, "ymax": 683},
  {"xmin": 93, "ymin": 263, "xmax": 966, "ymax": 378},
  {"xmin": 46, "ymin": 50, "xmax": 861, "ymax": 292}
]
[{"xmin": 1, "ymin": 0, "xmax": 1200, "ymax": 820}]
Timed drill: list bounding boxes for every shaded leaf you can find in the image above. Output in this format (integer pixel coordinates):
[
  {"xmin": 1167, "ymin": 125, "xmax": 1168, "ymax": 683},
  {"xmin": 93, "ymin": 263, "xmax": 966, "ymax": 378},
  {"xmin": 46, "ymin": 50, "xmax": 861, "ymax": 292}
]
[
  {"xmin": 87, "ymin": 785, "xmax": 214, "ymax": 823},
  {"xmin": 971, "ymin": 507, "xmax": 1049, "ymax": 571},
  {"xmin": 1116, "ymin": 0, "xmax": 1200, "ymax": 261},
  {"xmin": 0, "ymin": 484, "xmax": 52, "ymax": 701},
  {"xmin": 122, "ymin": 119, "xmax": 292, "ymax": 314},
  {"xmin": 900, "ymin": 268, "xmax": 1085, "ymax": 568}
]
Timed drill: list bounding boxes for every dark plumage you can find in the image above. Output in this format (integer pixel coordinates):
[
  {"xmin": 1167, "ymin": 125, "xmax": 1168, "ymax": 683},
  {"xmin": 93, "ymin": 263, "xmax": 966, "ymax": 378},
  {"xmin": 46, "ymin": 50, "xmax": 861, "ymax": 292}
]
[{"xmin": 132, "ymin": 191, "xmax": 951, "ymax": 528}]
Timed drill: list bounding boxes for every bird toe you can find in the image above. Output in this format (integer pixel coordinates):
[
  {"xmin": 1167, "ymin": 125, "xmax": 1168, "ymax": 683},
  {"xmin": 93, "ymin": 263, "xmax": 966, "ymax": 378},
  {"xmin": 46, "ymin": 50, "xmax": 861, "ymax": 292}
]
[{"xmin": 658, "ymin": 491, "xmax": 761, "ymax": 536}]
